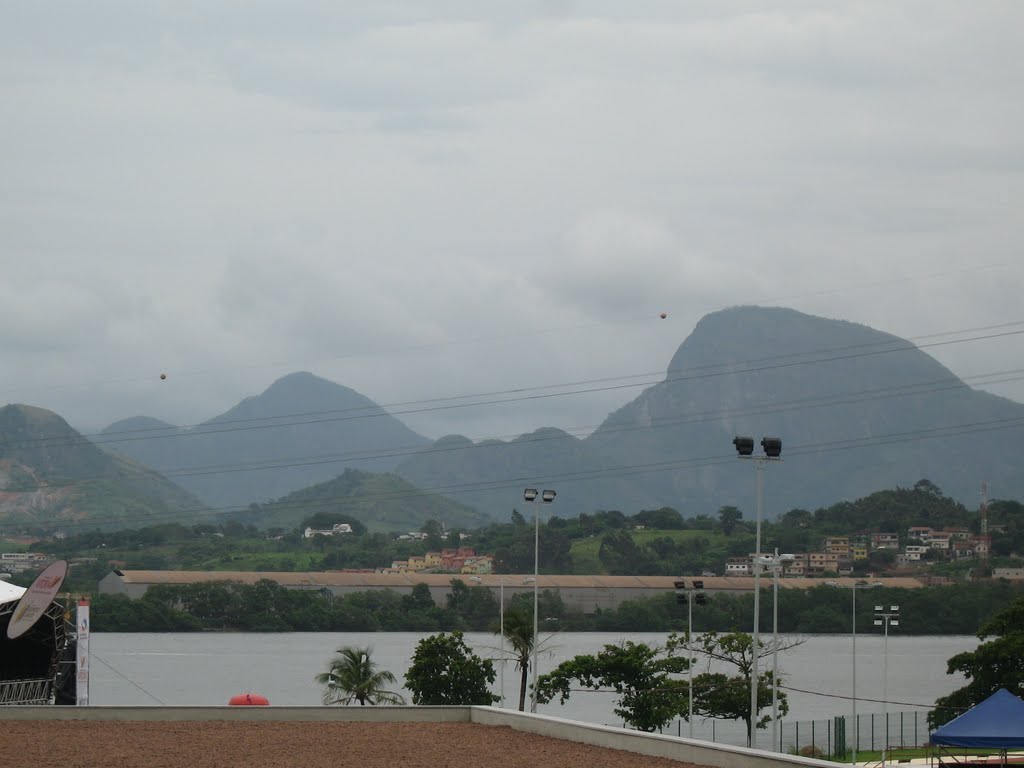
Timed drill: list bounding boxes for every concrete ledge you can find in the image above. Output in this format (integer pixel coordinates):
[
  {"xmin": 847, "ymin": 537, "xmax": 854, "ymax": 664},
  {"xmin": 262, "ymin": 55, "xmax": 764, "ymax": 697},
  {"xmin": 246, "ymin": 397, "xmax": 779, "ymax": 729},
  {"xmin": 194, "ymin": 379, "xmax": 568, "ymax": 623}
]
[
  {"xmin": 468, "ymin": 707, "xmax": 839, "ymax": 768},
  {"xmin": 0, "ymin": 704, "xmax": 836, "ymax": 768}
]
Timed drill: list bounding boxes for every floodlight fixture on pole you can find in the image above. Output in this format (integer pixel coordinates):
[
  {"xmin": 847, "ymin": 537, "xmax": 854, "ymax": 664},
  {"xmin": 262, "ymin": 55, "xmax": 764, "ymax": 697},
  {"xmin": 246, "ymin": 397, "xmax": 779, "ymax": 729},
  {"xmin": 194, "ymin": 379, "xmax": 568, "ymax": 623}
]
[
  {"xmin": 523, "ymin": 487, "xmax": 556, "ymax": 713},
  {"xmin": 733, "ymin": 435, "xmax": 783, "ymax": 750},
  {"xmin": 874, "ymin": 604, "xmax": 900, "ymax": 766},
  {"xmin": 674, "ymin": 579, "xmax": 708, "ymax": 739}
]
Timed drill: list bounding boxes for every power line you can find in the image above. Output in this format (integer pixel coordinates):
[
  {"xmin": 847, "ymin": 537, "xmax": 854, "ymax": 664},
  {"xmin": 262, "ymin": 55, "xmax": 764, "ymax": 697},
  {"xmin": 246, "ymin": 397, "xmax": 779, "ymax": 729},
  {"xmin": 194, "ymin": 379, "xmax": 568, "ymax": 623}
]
[
  {"xmin": 6, "ymin": 323, "xmax": 1024, "ymax": 454},
  {"xmin": 7, "ymin": 364, "xmax": 1024, "ymax": 492},
  {"xmin": 4, "ymin": 412, "xmax": 1022, "ymax": 533}
]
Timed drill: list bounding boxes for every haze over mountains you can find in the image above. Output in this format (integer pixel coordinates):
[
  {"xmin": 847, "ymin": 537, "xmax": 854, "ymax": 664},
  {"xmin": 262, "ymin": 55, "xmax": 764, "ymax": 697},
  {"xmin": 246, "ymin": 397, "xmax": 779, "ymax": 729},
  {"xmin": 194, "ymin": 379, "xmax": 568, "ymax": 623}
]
[
  {"xmin": 0, "ymin": 404, "xmax": 206, "ymax": 529},
  {"xmin": 398, "ymin": 306, "xmax": 1024, "ymax": 518},
  {"xmin": 99, "ymin": 372, "xmax": 431, "ymax": 509},
  {"xmin": 3, "ymin": 306, "xmax": 1022, "ymax": 532}
]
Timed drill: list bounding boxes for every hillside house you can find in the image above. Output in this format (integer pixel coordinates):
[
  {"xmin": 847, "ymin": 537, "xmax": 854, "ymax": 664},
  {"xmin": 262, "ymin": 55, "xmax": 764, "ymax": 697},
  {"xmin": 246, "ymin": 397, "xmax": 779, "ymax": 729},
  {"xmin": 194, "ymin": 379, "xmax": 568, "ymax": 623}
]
[{"xmin": 303, "ymin": 523, "xmax": 353, "ymax": 539}]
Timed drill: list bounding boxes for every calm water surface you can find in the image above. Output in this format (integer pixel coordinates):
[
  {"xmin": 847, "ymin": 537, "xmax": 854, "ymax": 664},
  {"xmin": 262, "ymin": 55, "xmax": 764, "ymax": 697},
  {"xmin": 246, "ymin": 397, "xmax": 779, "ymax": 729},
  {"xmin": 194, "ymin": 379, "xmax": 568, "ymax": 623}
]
[{"xmin": 90, "ymin": 632, "xmax": 975, "ymax": 747}]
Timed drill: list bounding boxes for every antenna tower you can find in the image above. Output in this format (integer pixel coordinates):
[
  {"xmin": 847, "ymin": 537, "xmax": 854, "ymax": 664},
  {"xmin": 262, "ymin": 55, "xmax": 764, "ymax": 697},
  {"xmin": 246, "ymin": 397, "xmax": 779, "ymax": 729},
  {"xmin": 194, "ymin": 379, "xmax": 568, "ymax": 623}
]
[{"xmin": 980, "ymin": 481, "xmax": 989, "ymax": 561}]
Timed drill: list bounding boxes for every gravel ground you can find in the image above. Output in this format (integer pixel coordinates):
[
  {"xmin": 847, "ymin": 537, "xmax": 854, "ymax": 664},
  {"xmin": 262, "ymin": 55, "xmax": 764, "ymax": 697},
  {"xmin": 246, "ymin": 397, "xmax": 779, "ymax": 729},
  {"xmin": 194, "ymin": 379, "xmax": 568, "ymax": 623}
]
[{"xmin": 3, "ymin": 721, "xmax": 711, "ymax": 768}]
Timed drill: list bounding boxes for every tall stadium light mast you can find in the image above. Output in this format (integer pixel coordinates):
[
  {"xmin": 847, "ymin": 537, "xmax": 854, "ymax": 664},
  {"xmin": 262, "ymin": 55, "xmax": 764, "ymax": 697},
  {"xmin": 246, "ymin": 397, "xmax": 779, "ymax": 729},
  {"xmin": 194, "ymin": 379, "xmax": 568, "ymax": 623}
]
[
  {"xmin": 733, "ymin": 436, "xmax": 782, "ymax": 749},
  {"xmin": 874, "ymin": 604, "xmax": 900, "ymax": 766},
  {"xmin": 523, "ymin": 488, "xmax": 556, "ymax": 713}
]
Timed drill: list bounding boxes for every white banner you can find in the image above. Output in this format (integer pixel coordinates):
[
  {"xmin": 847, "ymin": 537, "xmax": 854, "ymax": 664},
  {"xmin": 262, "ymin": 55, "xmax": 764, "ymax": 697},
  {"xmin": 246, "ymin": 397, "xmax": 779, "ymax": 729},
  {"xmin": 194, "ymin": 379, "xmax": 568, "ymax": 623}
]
[
  {"xmin": 76, "ymin": 599, "xmax": 90, "ymax": 706},
  {"xmin": 6, "ymin": 560, "xmax": 68, "ymax": 640}
]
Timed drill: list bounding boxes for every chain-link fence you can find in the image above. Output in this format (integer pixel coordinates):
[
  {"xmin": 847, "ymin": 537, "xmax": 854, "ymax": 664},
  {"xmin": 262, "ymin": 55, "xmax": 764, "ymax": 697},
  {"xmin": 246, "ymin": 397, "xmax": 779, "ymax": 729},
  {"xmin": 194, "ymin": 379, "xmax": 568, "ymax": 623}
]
[
  {"xmin": 782, "ymin": 711, "xmax": 929, "ymax": 758},
  {"xmin": 649, "ymin": 711, "xmax": 929, "ymax": 756}
]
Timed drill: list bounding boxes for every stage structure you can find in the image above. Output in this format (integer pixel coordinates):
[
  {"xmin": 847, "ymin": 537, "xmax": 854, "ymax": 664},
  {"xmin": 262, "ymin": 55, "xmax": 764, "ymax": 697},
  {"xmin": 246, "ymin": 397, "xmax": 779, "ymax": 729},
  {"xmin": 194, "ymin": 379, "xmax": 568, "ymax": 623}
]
[{"xmin": 0, "ymin": 578, "xmax": 77, "ymax": 705}]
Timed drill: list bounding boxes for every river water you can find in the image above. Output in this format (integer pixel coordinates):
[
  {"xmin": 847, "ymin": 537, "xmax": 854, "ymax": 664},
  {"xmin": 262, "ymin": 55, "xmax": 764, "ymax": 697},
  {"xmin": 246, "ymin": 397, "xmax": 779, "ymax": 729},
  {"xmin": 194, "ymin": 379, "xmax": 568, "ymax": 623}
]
[{"xmin": 89, "ymin": 632, "xmax": 975, "ymax": 750}]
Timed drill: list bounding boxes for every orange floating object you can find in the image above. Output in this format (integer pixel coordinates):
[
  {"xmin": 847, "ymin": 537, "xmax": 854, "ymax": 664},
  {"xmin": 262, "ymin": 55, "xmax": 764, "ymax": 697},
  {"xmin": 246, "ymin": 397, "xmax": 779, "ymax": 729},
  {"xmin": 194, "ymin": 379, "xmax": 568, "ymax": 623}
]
[{"xmin": 228, "ymin": 693, "xmax": 270, "ymax": 706}]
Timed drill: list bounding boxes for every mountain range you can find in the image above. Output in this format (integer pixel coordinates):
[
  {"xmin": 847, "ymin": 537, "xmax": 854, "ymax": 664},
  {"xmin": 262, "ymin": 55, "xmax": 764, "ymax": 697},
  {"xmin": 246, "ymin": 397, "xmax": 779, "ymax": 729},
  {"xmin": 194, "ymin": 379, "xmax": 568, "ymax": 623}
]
[
  {"xmin": 4, "ymin": 306, "xmax": 1023, "ymax": 531},
  {"xmin": 397, "ymin": 306, "xmax": 1024, "ymax": 518},
  {"xmin": 0, "ymin": 404, "xmax": 206, "ymax": 530}
]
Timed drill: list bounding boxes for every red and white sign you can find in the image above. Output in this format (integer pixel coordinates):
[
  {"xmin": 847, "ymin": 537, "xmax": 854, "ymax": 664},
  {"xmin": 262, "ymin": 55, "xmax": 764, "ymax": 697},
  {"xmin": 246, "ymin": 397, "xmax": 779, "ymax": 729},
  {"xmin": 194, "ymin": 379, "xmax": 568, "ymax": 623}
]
[
  {"xmin": 5, "ymin": 560, "xmax": 68, "ymax": 640},
  {"xmin": 76, "ymin": 598, "xmax": 90, "ymax": 706}
]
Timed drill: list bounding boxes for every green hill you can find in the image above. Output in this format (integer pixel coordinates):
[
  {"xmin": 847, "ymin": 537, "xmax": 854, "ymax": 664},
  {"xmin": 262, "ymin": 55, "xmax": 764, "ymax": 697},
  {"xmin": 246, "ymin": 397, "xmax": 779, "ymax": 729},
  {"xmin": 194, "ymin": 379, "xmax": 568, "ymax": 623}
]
[
  {"xmin": 397, "ymin": 306, "xmax": 1024, "ymax": 519},
  {"xmin": 233, "ymin": 467, "xmax": 490, "ymax": 533},
  {"xmin": 99, "ymin": 371, "xmax": 432, "ymax": 509},
  {"xmin": 0, "ymin": 404, "xmax": 210, "ymax": 532}
]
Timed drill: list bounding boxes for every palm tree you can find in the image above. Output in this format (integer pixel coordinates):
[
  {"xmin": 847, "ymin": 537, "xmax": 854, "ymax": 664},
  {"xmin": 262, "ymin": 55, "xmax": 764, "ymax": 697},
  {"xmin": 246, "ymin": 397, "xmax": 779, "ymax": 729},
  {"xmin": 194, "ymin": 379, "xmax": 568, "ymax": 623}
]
[
  {"xmin": 501, "ymin": 608, "xmax": 536, "ymax": 711},
  {"xmin": 314, "ymin": 646, "xmax": 405, "ymax": 706}
]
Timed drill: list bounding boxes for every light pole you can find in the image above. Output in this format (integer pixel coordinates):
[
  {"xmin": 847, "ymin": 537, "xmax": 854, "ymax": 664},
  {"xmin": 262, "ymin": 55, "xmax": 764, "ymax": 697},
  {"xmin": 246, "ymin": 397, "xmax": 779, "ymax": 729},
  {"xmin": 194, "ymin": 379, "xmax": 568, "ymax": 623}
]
[
  {"xmin": 755, "ymin": 549, "xmax": 795, "ymax": 752},
  {"xmin": 874, "ymin": 604, "xmax": 900, "ymax": 766},
  {"xmin": 523, "ymin": 487, "xmax": 555, "ymax": 713},
  {"xmin": 828, "ymin": 579, "xmax": 881, "ymax": 765},
  {"xmin": 733, "ymin": 435, "xmax": 782, "ymax": 750},
  {"xmin": 674, "ymin": 579, "xmax": 706, "ymax": 739}
]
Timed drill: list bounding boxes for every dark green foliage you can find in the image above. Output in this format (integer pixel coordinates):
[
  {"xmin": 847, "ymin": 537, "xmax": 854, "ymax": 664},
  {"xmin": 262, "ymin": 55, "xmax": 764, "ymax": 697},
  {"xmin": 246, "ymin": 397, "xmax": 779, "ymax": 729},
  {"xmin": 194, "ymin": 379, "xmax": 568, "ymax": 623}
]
[
  {"xmin": 929, "ymin": 597, "xmax": 1024, "ymax": 727},
  {"xmin": 404, "ymin": 631, "xmax": 499, "ymax": 705},
  {"xmin": 633, "ymin": 507, "xmax": 686, "ymax": 530},
  {"xmin": 689, "ymin": 631, "xmax": 797, "ymax": 746},
  {"xmin": 535, "ymin": 638, "xmax": 691, "ymax": 731},
  {"xmin": 717, "ymin": 506, "xmax": 743, "ymax": 536},
  {"xmin": 90, "ymin": 593, "xmax": 203, "ymax": 632},
  {"xmin": 598, "ymin": 529, "xmax": 647, "ymax": 574},
  {"xmin": 314, "ymin": 646, "xmax": 404, "ymax": 705}
]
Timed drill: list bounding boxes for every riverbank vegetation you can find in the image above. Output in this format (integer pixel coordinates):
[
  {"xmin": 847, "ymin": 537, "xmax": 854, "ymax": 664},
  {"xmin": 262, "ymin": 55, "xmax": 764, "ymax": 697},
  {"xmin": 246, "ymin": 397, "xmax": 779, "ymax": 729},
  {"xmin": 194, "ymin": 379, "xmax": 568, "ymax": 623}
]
[{"xmin": 86, "ymin": 577, "xmax": 1023, "ymax": 634}]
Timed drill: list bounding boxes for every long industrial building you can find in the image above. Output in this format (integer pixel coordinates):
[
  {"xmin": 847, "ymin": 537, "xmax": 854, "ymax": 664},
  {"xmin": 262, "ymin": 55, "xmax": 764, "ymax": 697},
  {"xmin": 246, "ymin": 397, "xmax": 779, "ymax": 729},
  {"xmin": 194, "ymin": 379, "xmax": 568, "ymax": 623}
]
[{"xmin": 98, "ymin": 570, "xmax": 927, "ymax": 613}]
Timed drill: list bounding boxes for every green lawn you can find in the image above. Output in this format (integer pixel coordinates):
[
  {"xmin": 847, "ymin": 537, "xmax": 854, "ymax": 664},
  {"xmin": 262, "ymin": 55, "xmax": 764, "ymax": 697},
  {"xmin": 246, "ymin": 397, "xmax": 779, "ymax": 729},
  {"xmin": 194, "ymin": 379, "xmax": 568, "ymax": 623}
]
[{"xmin": 569, "ymin": 528, "xmax": 728, "ymax": 574}]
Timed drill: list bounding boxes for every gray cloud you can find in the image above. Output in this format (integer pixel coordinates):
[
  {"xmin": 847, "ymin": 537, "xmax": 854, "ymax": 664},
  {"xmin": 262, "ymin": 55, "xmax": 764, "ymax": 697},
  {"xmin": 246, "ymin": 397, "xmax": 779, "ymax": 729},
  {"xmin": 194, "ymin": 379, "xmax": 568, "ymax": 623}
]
[{"xmin": 1, "ymin": 2, "xmax": 1022, "ymax": 445}]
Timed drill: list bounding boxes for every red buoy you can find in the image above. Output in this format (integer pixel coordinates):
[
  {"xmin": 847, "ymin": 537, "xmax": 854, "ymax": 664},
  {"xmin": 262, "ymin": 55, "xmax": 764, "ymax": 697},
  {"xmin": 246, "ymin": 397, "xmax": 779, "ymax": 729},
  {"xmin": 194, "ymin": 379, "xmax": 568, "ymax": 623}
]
[{"xmin": 228, "ymin": 693, "xmax": 270, "ymax": 706}]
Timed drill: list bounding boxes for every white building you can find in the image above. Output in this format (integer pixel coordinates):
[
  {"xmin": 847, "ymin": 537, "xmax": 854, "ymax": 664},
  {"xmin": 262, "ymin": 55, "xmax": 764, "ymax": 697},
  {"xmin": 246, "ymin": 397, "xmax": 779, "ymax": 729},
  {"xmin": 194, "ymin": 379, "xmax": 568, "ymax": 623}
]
[{"xmin": 303, "ymin": 523, "xmax": 353, "ymax": 539}]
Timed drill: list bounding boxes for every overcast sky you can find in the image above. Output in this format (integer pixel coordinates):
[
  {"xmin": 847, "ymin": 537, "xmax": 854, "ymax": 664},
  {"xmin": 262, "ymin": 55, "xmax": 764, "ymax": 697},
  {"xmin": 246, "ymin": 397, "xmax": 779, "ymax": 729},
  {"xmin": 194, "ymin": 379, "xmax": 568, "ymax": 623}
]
[{"xmin": 2, "ymin": 2, "xmax": 1022, "ymax": 442}]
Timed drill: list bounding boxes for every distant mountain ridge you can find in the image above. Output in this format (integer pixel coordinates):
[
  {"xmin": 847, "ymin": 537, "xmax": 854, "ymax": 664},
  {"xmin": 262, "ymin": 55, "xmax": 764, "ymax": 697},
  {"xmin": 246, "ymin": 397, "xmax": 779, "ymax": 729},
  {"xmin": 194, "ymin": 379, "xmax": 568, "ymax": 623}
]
[
  {"xmin": 100, "ymin": 371, "xmax": 431, "ymax": 509},
  {"xmin": 396, "ymin": 306, "xmax": 1024, "ymax": 518},
  {"xmin": 23, "ymin": 306, "xmax": 1023, "ymax": 530},
  {"xmin": 0, "ymin": 404, "xmax": 207, "ymax": 531}
]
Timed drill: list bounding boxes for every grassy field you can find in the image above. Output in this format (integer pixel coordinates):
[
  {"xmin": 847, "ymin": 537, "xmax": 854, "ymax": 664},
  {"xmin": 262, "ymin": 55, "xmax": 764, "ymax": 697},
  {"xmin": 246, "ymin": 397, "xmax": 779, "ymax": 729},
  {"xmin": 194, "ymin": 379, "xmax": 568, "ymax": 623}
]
[
  {"xmin": 569, "ymin": 528, "xmax": 730, "ymax": 574},
  {"xmin": 822, "ymin": 747, "xmax": 1016, "ymax": 764}
]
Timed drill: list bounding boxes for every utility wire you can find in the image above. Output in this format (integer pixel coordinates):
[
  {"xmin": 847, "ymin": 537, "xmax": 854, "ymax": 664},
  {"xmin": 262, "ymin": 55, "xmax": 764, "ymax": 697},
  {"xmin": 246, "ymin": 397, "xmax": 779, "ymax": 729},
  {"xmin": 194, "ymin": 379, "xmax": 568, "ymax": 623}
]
[
  {"xmin": 5, "ymin": 322, "xmax": 1023, "ymax": 451},
  {"xmin": 4, "ymin": 412, "xmax": 1021, "ymax": 533},
  {"xmin": 4, "ymin": 365, "xmax": 1023, "ymax": 494},
  {"xmin": 86, "ymin": 651, "xmax": 166, "ymax": 704}
]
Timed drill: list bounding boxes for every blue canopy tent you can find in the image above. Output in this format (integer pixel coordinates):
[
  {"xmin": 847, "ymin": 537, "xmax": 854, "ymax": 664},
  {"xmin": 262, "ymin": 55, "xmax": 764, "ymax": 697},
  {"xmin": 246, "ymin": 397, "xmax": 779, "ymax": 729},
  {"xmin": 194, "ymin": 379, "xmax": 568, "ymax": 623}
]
[{"xmin": 930, "ymin": 689, "xmax": 1024, "ymax": 764}]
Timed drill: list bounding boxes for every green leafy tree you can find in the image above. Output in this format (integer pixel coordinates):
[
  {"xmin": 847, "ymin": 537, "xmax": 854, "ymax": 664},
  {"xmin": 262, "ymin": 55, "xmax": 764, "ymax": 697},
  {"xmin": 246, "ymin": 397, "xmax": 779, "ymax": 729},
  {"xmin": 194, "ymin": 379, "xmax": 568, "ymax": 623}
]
[
  {"xmin": 535, "ymin": 637, "xmax": 692, "ymax": 731},
  {"xmin": 404, "ymin": 631, "xmax": 499, "ymax": 705},
  {"xmin": 717, "ymin": 506, "xmax": 743, "ymax": 536},
  {"xmin": 689, "ymin": 631, "xmax": 800, "ymax": 747},
  {"xmin": 598, "ymin": 529, "xmax": 645, "ymax": 574},
  {"xmin": 929, "ymin": 597, "xmax": 1024, "ymax": 727},
  {"xmin": 421, "ymin": 519, "xmax": 445, "ymax": 549},
  {"xmin": 446, "ymin": 579, "xmax": 498, "ymax": 629},
  {"xmin": 315, "ymin": 646, "xmax": 405, "ymax": 705}
]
